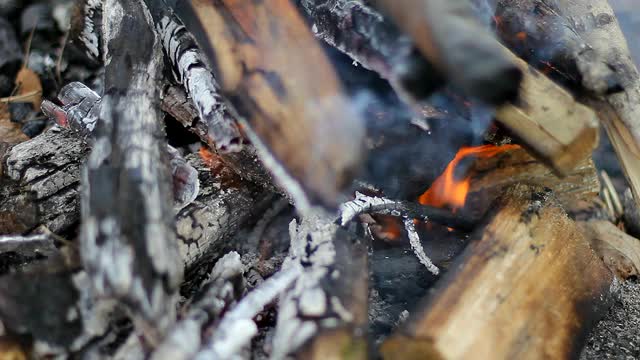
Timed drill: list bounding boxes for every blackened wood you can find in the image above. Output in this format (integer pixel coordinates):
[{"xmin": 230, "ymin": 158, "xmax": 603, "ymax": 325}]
[
  {"xmin": 494, "ymin": 0, "xmax": 621, "ymax": 95},
  {"xmin": 369, "ymin": 0, "xmax": 522, "ymax": 105},
  {"xmin": 80, "ymin": 0, "xmax": 181, "ymax": 342},
  {"xmin": 297, "ymin": 0, "xmax": 445, "ymax": 102},
  {"xmin": 175, "ymin": 0, "xmax": 366, "ymax": 210}
]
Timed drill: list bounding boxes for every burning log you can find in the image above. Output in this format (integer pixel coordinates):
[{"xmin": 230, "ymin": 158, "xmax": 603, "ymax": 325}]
[
  {"xmin": 369, "ymin": 0, "xmax": 523, "ymax": 105},
  {"xmin": 80, "ymin": 0, "xmax": 182, "ymax": 342},
  {"xmin": 175, "ymin": 0, "xmax": 366, "ymax": 209},
  {"xmin": 381, "ymin": 184, "xmax": 614, "ymax": 360}
]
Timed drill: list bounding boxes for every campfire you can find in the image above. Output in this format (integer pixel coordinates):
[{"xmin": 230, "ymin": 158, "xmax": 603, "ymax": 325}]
[{"xmin": 0, "ymin": 0, "xmax": 639, "ymax": 358}]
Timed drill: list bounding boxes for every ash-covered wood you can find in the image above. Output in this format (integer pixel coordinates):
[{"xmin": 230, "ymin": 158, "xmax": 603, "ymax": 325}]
[
  {"xmin": 175, "ymin": 0, "xmax": 366, "ymax": 210},
  {"xmin": 151, "ymin": 4, "xmax": 241, "ymax": 152},
  {"xmin": 80, "ymin": 0, "xmax": 182, "ymax": 343},
  {"xmin": 297, "ymin": 0, "xmax": 445, "ymax": 102},
  {"xmin": 381, "ymin": 184, "xmax": 614, "ymax": 360},
  {"xmin": 70, "ymin": 0, "xmax": 103, "ymax": 62},
  {"xmin": 369, "ymin": 0, "xmax": 522, "ymax": 105},
  {"xmin": 272, "ymin": 212, "xmax": 368, "ymax": 359},
  {"xmin": 151, "ymin": 252, "xmax": 246, "ymax": 360}
]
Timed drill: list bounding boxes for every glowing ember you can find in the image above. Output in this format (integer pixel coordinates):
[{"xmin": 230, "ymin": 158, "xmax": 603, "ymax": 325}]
[{"xmin": 419, "ymin": 144, "xmax": 520, "ymax": 210}]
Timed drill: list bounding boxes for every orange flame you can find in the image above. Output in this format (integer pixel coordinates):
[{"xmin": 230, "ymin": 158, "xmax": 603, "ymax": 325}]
[{"xmin": 419, "ymin": 144, "xmax": 520, "ymax": 210}]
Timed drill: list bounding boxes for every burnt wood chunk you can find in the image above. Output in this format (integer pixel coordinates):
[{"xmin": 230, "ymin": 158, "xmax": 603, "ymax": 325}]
[
  {"xmin": 381, "ymin": 184, "xmax": 613, "ymax": 360},
  {"xmin": 176, "ymin": 0, "xmax": 366, "ymax": 210}
]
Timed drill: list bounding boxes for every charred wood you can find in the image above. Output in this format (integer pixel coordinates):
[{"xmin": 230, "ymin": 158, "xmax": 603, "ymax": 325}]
[
  {"xmin": 369, "ymin": 0, "xmax": 522, "ymax": 105},
  {"xmin": 0, "ymin": 127, "xmax": 88, "ymax": 235},
  {"xmin": 381, "ymin": 184, "xmax": 614, "ymax": 360},
  {"xmin": 339, "ymin": 192, "xmax": 474, "ymax": 231},
  {"xmin": 161, "ymin": 85, "xmax": 277, "ymax": 192}
]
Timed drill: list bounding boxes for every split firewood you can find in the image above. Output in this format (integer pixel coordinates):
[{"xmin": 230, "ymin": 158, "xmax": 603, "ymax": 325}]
[
  {"xmin": 369, "ymin": 0, "xmax": 522, "ymax": 105},
  {"xmin": 175, "ymin": 0, "xmax": 366, "ymax": 210},
  {"xmin": 381, "ymin": 184, "xmax": 614, "ymax": 360},
  {"xmin": 271, "ymin": 212, "xmax": 368, "ymax": 359},
  {"xmin": 579, "ymin": 220, "xmax": 640, "ymax": 279},
  {"xmin": 80, "ymin": 0, "xmax": 182, "ymax": 343},
  {"xmin": 462, "ymin": 146, "xmax": 600, "ymax": 218},
  {"xmin": 494, "ymin": 47, "xmax": 600, "ymax": 175}
]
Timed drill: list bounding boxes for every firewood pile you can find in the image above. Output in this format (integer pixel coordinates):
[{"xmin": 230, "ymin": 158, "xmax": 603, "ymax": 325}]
[{"xmin": 1, "ymin": 0, "xmax": 640, "ymax": 358}]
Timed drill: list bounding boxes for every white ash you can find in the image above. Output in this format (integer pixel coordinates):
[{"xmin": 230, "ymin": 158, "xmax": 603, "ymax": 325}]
[
  {"xmin": 339, "ymin": 191, "xmax": 399, "ymax": 225},
  {"xmin": 195, "ymin": 264, "xmax": 300, "ymax": 360},
  {"xmin": 271, "ymin": 213, "xmax": 351, "ymax": 359},
  {"xmin": 403, "ymin": 218, "xmax": 440, "ymax": 275}
]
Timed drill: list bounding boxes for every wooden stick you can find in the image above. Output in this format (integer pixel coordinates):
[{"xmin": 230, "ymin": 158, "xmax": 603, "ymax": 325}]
[
  {"xmin": 175, "ymin": 0, "xmax": 366, "ymax": 210},
  {"xmin": 369, "ymin": 0, "xmax": 522, "ymax": 105},
  {"xmin": 381, "ymin": 184, "xmax": 613, "ymax": 360}
]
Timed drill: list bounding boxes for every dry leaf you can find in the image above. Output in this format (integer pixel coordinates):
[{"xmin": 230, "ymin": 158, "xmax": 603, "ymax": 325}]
[
  {"xmin": 0, "ymin": 105, "xmax": 28, "ymax": 145},
  {"xmin": 14, "ymin": 67, "xmax": 42, "ymax": 109}
]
